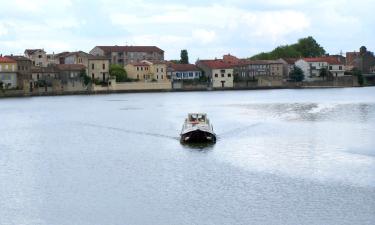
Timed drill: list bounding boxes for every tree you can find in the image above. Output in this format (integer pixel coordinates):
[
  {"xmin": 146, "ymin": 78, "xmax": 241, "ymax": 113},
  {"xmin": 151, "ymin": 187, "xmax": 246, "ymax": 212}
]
[
  {"xmin": 294, "ymin": 36, "xmax": 325, "ymax": 57},
  {"xmin": 110, "ymin": 64, "xmax": 127, "ymax": 82},
  {"xmin": 79, "ymin": 69, "xmax": 92, "ymax": 86},
  {"xmin": 319, "ymin": 67, "xmax": 329, "ymax": 80},
  {"xmin": 180, "ymin": 49, "xmax": 189, "ymax": 64},
  {"xmin": 352, "ymin": 68, "xmax": 364, "ymax": 86},
  {"xmin": 250, "ymin": 36, "xmax": 325, "ymax": 59},
  {"xmin": 289, "ymin": 66, "xmax": 304, "ymax": 82}
]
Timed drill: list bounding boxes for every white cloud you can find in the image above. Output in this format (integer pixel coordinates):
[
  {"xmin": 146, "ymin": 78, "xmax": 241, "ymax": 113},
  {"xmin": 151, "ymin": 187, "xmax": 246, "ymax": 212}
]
[
  {"xmin": 0, "ymin": 22, "xmax": 8, "ymax": 36},
  {"xmin": 192, "ymin": 29, "xmax": 216, "ymax": 44}
]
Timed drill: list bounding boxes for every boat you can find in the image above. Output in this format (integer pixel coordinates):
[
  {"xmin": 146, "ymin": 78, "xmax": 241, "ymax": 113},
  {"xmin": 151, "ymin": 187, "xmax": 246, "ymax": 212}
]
[{"xmin": 180, "ymin": 113, "xmax": 216, "ymax": 143}]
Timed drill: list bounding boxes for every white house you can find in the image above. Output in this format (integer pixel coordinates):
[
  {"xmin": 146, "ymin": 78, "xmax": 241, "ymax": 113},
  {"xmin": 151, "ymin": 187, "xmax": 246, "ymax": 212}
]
[{"xmin": 295, "ymin": 57, "xmax": 345, "ymax": 81}]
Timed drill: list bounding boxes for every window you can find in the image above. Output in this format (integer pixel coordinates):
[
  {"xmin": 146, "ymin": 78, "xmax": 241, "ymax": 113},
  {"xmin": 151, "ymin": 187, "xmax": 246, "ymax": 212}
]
[
  {"xmin": 92, "ymin": 73, "xmax": 94, "ymax": 79},
  {"xmin": 221, "ymin": 74, "xmax": 224, "ymax": 77},
  {"xmin": 141, "ymin": 67, "xmax": 143, "ymax": 71},
  {"xmin": 161, "ymin": 68, "xmax": 163, "ymax": 72},
  {"xmin": 228, "ymin": 73, "xmax": 232, "ymax": 77},
  {"xmin": 339, "ymin": 66, "xmax": 342, "ymax": 70},
  {"xmin": 161, "ymin": 75, "xmax": 163, "ymax": 79},
  {"xmin": 157, "ymin": 68, "xmax": 159, "ymax": 72},
  {"xmin": 220, "ymin": 69, "xmax": 225, "ymax": 73},
  {"xmin": 137, "ymin": 67, "xmax": 139, "ymax": 71},
  {"xmin": 329, "ymin": 66, "xmax": 332, "ymax": 70},
  {"xmin": 215, "ymin": 74, "xmax": 218, "ymax": 77},
  {"xmin": 38, "ymin": 55, "xmax": 42, "ymax": 58},
  {"xmin": 189, "ymin": 72, "xmax": 193, "ymax": 77},
  {"xmin": 102, "ymin": 64, "xmax": 105, "ymax": 70},
  {"xmin": 37, "ymin": 74, "xmax": 40, "ymax": 79},
  {"xmin": 92, "ymin": 64, "xmax": 94, "ymax": 69},
  {"xmin": 137, "ymin": 75, "xmax": 139, "ymax": 79}
]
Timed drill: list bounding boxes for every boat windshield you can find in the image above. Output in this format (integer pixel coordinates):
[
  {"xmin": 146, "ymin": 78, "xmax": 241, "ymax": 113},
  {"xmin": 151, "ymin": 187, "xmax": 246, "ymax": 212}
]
[{"xmin": 188, "ymin": 114, "xmax": 206, "ymax": 123}]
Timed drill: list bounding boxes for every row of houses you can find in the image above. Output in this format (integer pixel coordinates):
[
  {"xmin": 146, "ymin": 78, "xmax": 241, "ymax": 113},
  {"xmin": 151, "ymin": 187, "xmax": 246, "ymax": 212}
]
[{"xmin": 1, "ymin": 45, "xmax": 374, "ymax": 91}]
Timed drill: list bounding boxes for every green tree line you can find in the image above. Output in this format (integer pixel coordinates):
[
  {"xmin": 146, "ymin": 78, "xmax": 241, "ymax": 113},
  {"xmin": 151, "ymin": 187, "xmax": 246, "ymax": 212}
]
[{"xmin": 250, "ymin": 36, "xmax": 326, "ymax": 60}]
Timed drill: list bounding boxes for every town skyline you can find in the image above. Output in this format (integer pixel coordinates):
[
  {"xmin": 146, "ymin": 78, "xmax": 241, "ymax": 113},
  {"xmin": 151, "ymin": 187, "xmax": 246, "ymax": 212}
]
[{"xmin": 0, "ymin": 0, "xmax": 374, "ymax": 60}]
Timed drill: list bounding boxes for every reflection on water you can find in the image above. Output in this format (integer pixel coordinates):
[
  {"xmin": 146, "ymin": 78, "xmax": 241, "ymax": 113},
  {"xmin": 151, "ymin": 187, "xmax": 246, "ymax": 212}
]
[{"xmin": 1, "ymin": 87, "xmax": 375, "ymax": 225}]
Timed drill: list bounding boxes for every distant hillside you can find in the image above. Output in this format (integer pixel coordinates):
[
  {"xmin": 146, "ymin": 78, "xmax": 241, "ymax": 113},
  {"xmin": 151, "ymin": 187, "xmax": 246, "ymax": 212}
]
[{"xmin": 250, "ymin": 36, "xmax": 326, "ymax": 60}]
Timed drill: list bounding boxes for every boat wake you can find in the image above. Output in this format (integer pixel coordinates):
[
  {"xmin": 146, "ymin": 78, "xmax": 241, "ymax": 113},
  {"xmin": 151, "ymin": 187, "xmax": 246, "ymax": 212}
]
[
  {"xmin": 74, "ymin": 122, "xmax": 262, "ymax": 143},
  {"xmin": 218, "ymin": 122, "xmax": 262, "ymax": 138},
  {"xmin": 75, "ymin": 122, "xmax": 179, "ymax": 140}
]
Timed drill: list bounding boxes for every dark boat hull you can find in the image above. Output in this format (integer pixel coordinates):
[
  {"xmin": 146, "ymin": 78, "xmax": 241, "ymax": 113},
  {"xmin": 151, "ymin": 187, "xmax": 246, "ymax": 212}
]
[{"xmin": 180, "ymin": 130, "xmax": 216, "ymax": 143}]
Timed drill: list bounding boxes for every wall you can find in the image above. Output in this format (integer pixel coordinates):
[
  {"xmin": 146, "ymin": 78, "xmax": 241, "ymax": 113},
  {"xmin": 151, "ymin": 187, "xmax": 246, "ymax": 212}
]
[
  {"xmin": 212, "ymin": 68, "xmax": 234, "ymax": 88},
  {"xmin": 93, "ymin": 81, "xmax": 172, "ymax": 91},
  {"xmin": 88, "ymin": 59, "xmax": 109, "ymax": 81}
]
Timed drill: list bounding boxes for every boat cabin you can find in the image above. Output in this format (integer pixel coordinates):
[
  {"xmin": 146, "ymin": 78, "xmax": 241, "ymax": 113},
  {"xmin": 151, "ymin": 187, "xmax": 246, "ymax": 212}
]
[{"xmin": 188, "ymin": 113, "xmax": 207, "ymax": 123}]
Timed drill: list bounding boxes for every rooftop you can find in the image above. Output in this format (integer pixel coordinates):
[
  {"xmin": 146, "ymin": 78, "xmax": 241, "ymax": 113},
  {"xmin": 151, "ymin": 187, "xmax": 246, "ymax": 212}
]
[
  {"xmin": 169, "ymin": 63, "xmax": 200, "ymax": 71},
  {"xmin": 96, "ymin": 46, "xmax": 164, "ymax": 54},
  {"xmin": 0, "ymin": 56, "xmax": 17, "ymax": 63},
  {"xmin": 56, "ymin": 64, "xmax": 86, "ymax": 71},
  {"xmin": 303, "ymin": 57, "xmax": 343, "ymax": 65},
  {"xmin": 198, "ymin": 59, "xmax": 235, "ymax": 69}
]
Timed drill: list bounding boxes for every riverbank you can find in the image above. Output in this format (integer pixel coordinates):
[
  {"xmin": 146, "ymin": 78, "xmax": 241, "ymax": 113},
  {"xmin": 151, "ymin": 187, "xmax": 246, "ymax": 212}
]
[{"xmin": 0, "ymin": 85, "xmax": 363, "ymax": 98}]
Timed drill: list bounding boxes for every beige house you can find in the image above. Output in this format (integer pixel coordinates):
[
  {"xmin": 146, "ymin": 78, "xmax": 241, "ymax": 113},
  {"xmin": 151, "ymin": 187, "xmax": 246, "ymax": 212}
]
[
  {"xmin": 0, "ymin": 56, "xmax": 18, "ymax": 88},
  {"xmin": 88, "ymin": 55, "xmax": 110, "ymax": 82},
  {"xmin": 196, "ymin": 60, "xmax": 234, "ymax": 88},
  {"xmin": 90, "ymin": 46, "xmax": 164, "ymax": 66},
  {"xmin": 124, "ymin": 60, "xmax": 168, "ymax": 82},
  {"xmin": 24, "ymin": 49, "xmax": 48, "ymax": 67},
  {"xmin": 125, "ymin": 62, "xmax": 151, "ymax": 81},
  {"xmin": 64, "ymin": 52, "xmax": 109, "ymax": 82}
]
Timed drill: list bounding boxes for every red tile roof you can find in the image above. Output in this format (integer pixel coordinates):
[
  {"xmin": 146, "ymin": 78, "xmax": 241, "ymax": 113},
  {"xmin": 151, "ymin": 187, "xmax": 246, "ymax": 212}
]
[
  {"xmin": 56, "ymin": 64, "xmax": 86, "ymax": 71},
  {"xmin": 96, "ymin": 46, "xmax": 164, "ymax": 54},
  {"xmin": 129, "ymin": 62, "xmax": 150, "ymax": 66},
  {"xmin": 282, "ymin": 58, "xmax": 298, "ymax": 64},
  {"xmin": 303, "ymin": 57, "xmax": 343, "ymax": 65},
  {"xmin": 169, "ymin": 63, "xmax": 200, "ymax": 72},
  {"xmin": 198, "ymin": 60, "xmax": 235, "ymax": 69},
  {"xmin": 0, "ymin": 56, "xmax": 17, "ymax": 63}
]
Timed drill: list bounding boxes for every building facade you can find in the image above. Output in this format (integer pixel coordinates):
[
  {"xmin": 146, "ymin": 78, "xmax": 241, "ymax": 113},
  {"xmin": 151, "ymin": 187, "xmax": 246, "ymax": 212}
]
[
  {"xmin": 167, "ymin": 63, "xmax": 202, "ymax": 81},
  {"xmin": 233, "ymin": 59, "xmax": 284, "ymax": 82},
  {"xmin": 0, "ymin": 56, "xmax": 18, "ymax": 88},
  {"xmin": 196, "ymin": 60, "xmax": 234, "ymax": 88},
  {"xmin": 24, "ymin": 49, "xmax": 48, "ymax": 67},
  {"xmin": 295, "ymin": 57, "xmax": 345, "ymax": 81},
  {"xmin": 6, "ymin": 55, "xmax": 32, "ymax": 89},
  {"xmin": 90, "ymin": 46, "xmax": 164, "ymax": 66},
  {"xmin": 124, "ymin": 60, "xmax": 168, "ymax": 82},
  {"xmin": 88, "ymin": 56, "xmax": 110, "ymax": 82},
  {"xmin": 346, "ymin": 46, "xmax": 375, "ymax": 73}
]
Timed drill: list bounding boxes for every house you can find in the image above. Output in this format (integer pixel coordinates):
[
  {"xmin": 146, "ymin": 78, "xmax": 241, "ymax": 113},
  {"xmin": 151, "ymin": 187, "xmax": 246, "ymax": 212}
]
[
  {"xmin": 280, "ymin": 58, "xmax": 298, "ymax": 79},
  {"xmin": 196, "ymin": 59, "xmax": 234, "ymax": 88},
  {"xmin": 90, "ymin": 46, "xmax": 164, "ymax": 66},
  {"xmin": 6, "ymin": 55, "xmax": 32, "ymax": 89},
  {"xmin": 124, "ymin": 60, "xmax": 168, "ymax": 82},
  {"xmin": 64, "ymin": 52, "xmax": 109, "ymax": 82},
  {"xmin": 0, "ymin": 56, "xmax": 18, "ymax": 89},
  {"xmin": 87, "ymin": 55, "xmax": 110, "ymax": 82},
  {"xmin": 56, "ymin": 64, "xmax": 87, "ymax": 90},
  {"xmin": 167, "ymin": 63, "xmax": 202, "ymax": 81},
  {"xmin": 64, "ymin": 51, "xmax": 90, "ymax": 65},
  {"xmin": 31, "ymin": 66, "xmax": 58, "ymax": 83},
  {"xmin": 233, "ymin": 59, "xmax": 284, "ymax": 82},
  {"xmin": 346, "ymin": 46, "xmax": 375, "ymax": 73},
  {"xmin": 125, "ymin": 62, "xmax": 151, "ymax": 81},
  {"xmin": 295, "ymin": 57, "xmax": 345, "ymax": 81},
  {"xmin": 24, "ymin": 49, "xmax": 48, "ymax": 67}
]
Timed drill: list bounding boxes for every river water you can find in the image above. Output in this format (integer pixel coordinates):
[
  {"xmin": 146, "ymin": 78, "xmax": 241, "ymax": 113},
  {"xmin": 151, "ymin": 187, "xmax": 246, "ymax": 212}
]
[{"xmin": 1, "ymin": 87, "xmax": 375, "ymax": 225}]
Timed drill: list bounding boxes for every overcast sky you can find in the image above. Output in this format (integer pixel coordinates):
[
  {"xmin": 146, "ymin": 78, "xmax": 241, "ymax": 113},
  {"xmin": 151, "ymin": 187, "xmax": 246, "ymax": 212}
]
[{"xmin": 0, "ymin": 0, "xmax": 374, "ymax": 60}]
